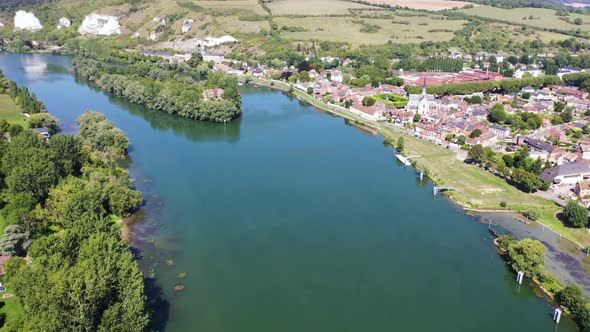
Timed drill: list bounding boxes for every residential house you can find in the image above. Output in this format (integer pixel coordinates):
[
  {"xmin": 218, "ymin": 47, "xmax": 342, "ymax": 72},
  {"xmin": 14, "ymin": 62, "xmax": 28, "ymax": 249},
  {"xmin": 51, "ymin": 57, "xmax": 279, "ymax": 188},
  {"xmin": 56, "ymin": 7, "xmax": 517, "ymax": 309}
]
[
  {"xmin": 580, "ymin": 143, "xmax": 590, "ymax": 160},
  {"xmin": 202, "ymin": 88, "xmax": 224, "ymax": 100},
  {"xmin": 489, "ymin": 125, "xmax": 511, "ymax": 139},
  {"xmin": 466, "ymin": 131, "xmax": 497, "ymax": 147},
  {"xmin": 414, "ymin": 123, "xmax": 440, "ymax": 142},
  {"xmin": 349, "ymin": 102, "xmax": 384, "ymax": 121},
  {"xmin": 557, "ymin": 66, "xmax": 585, "ymax": 79},
  {"xmin": 519, "ymin": 137, "xmax": 561, "ymax": 162},
  {"xmin": 202, "ymin": 51, "xmax": 225, "ymax": 64},
  {"xmin": 575, "ymin": 181, "xmax": 590, "ymax": 197},
  {"xmin": 32, "ymin": 127, "xmax": 50, "ymax": 139}
]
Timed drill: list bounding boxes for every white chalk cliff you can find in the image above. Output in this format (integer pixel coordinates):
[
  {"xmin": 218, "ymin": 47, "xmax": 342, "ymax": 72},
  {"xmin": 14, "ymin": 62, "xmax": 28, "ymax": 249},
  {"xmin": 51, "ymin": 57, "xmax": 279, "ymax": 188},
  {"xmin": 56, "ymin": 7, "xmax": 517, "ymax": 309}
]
[
  {"xmin": 78, "ymin": 14, "xmax": 121, "ymax": 36},
  {"xmin": 14, "ymin": 10, "xmax": 43, "ymax": 31},
  {"xmin": 197, "ymin": 35, "xmax": 237, "ymax": 48},
  {"xmin": 57, "ymin": 17, "xmax": 71, "ymax": 29}
]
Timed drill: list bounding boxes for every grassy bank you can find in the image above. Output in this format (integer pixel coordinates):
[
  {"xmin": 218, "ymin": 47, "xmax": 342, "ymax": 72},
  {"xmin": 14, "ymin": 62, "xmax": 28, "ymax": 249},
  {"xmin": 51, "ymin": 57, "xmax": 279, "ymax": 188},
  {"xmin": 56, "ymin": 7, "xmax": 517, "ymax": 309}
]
[
  {"xmin": 0, "ymin": 95, "xmax": 25, "ymax": 125},
  {"xmin": 245, "ymin": 76, "xmax": 590, "ymax": 247},
  {"xmin": 376, "ymin": 126, "xmax": 585, "ymax": 245}
]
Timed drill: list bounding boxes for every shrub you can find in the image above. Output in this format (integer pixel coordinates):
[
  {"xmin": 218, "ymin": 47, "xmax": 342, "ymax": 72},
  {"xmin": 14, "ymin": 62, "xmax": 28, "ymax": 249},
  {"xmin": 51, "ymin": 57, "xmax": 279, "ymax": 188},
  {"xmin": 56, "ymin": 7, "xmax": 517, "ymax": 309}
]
[
  {"xmin": 362, "ymin": 96, "xmax": 376, "ymax": 107},
  {"xmin": 507, "ymin": 239, "xmax": 546, "ymax": 278},
  {"xmin": 525, "ymin": 206, "xmax": 540, "ymax": 221},
  {"xmin": 557, "ymin": 285, "xmax": 585, "ymax": 313},
  {"xmin": 563, "ymin": 200, "xmax": 588, "ymax": 228},
  {"xmin": 497, "ymin": 235, "xmax": 513, "ymax": 251}
]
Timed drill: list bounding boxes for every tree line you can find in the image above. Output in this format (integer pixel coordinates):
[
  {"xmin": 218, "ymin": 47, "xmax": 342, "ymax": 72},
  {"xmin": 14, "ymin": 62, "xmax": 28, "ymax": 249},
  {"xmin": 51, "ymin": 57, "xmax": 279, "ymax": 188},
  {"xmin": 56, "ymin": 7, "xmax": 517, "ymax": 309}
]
[
  {"xmin": 73, "ymin": 53, "xmax": 242, "ymax": 123},
  {"xmin": 406, "ymin": 76, "xmax": 562, "ymax": 95},
  {"xmin": 468, "ymin": 144, "xmax": 549, "ymax": 193},
  {"xmin": 0, "ymin": 112, "xmax": 148, "ymax": 331},
  {"xmin": 396, "ymin": 57, "xmax": 463, "ymax": 73}
]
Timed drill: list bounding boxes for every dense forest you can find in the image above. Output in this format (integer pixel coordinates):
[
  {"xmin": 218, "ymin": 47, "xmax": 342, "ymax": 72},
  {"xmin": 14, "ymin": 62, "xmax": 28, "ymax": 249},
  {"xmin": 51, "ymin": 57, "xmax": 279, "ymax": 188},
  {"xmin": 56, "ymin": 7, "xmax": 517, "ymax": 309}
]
[
  {"xmin": 73, "ymin": 52, "xmax": 242, "ymax": 123},
  {"xmin": 0, "ymin": 110, "xmax": 147, "ymax": 331}
]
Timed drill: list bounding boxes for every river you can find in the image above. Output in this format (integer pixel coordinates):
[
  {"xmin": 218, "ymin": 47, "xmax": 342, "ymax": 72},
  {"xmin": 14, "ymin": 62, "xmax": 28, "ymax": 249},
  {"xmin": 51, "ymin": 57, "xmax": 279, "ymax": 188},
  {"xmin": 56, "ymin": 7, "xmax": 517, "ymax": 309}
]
[{"xmin": 0, "ymin": 53, "xmax": 579, "ymax": 331}]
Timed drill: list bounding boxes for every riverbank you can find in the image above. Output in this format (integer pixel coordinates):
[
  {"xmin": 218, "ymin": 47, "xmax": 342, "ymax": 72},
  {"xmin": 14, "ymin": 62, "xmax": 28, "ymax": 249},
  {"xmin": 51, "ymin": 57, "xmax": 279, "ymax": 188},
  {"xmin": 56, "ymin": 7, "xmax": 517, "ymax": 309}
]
[{"xmin": 245, "ymin": 76, "xmax": 590, "ymax": 248}]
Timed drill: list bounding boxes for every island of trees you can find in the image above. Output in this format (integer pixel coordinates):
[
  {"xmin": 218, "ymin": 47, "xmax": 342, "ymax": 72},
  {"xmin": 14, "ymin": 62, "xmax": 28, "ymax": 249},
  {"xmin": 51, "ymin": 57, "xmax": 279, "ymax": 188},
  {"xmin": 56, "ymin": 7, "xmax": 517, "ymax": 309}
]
[{"xmin": 73, "ymin": 51, "xmax": 242, "ymax": 123}]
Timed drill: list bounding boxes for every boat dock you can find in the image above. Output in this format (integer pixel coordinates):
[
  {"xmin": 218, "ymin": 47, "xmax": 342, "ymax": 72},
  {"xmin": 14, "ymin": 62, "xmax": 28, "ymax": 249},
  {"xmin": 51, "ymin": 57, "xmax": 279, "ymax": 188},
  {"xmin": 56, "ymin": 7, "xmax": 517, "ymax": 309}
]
[{"xmin": 395, "ymin": 154, "xmax": 420, "ymax": 166}]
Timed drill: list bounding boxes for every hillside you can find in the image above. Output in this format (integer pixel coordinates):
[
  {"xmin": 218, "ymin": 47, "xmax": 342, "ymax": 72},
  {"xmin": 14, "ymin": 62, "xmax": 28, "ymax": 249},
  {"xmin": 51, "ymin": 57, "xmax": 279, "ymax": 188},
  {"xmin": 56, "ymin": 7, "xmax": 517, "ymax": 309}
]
[{"xmin": 1, "ymin": 0, "xmax": 590, "ymax": 57}]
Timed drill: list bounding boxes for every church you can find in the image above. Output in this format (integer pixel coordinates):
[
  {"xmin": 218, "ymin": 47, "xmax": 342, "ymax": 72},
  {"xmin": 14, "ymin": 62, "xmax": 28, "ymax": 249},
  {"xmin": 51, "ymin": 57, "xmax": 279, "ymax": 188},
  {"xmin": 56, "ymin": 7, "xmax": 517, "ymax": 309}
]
[{"xmin": 406, "ymin": 79, "xmax": 438, "ymax": 116}]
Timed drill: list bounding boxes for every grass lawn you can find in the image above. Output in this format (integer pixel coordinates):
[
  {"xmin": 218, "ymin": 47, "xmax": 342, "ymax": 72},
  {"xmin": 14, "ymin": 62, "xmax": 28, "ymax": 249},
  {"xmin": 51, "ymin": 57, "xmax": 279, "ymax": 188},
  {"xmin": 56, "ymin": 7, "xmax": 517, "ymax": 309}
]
[
  {"xmin": 0, "ymin": 286, "xmax": 22, "ymax": 332},
  {"xmin": 0, "ymin": 95, "xmax": 25, "ymax": 125},
  {"xmin": 373, "ymin": 93, "xmax": 408, "ymax": 107}
]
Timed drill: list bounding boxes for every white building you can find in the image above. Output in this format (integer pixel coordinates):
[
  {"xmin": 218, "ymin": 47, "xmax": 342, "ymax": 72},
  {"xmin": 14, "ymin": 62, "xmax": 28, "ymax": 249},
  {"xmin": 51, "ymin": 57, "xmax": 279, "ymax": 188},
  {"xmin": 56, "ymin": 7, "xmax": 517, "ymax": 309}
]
[
  {"xmin": 515, "ymin": 68, "xmax": 542, "ymax": 79},
  {"xmin": 540, "ymin": 162, "xmax": 590, "ymax": 185},
  {"xmin": 407, "ymin": 83, "xmax": 437, "ymax": 116}
]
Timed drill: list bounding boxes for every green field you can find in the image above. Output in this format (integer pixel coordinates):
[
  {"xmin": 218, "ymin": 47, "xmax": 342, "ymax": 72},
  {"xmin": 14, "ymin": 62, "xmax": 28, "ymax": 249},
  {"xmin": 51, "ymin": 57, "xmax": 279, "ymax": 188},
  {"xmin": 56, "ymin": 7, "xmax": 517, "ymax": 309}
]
[
  {"xmin": 267, "ymin": 0, "xmax": 379, "ymax": 16},
  {"xmin": 0, "ymin": 287, "xmax": 22, "ymax": 332},
  {"xmin": 275, "ymin": 14, "xmax": 467, "ymax": 45},
  {"xmin": 459, "ymin": 6, "xmax": 590, "ymax": 32},
  {"xmin": 193, "ymin": 0, "xmax": 269, "ymax": 15},
  {"xmin": 0, "ymin": 95, "xmax": 25, "ymax": 125}
]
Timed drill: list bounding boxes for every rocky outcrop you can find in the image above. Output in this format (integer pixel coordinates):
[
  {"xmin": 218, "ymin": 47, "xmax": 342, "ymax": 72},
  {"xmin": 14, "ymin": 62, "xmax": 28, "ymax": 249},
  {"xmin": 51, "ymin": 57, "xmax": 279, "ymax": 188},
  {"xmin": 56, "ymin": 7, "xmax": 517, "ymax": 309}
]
[
  {"xmin": 14, "ymin": 10, "xmax": 43, "ymax": 31},
  {"xmin": 181, "ymin": 19, "xmax": 194, "ymax": 33},
  {"xmin": 57, "ymin": 17, "xmax": 71, "ymax": 29},
  {"xmin": 78, "ymin": 14, "xmax": 121, "ymax": 36}
]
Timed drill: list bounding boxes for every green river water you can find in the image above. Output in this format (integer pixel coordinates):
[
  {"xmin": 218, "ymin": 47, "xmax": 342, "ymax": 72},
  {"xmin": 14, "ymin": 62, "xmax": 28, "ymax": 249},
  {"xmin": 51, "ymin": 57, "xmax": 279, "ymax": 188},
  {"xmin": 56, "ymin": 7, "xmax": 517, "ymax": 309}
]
[{"xmin": 0, "ymin": 53, "xmax": 579, "ymax": 332}]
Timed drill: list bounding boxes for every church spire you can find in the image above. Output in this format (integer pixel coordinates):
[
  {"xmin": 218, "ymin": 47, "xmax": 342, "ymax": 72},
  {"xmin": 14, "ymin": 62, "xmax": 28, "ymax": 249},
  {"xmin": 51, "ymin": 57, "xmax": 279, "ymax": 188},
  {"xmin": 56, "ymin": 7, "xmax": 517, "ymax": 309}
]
[{"xmin": 421, "ymin": 77, "xmax": 427, "ymax": 95}]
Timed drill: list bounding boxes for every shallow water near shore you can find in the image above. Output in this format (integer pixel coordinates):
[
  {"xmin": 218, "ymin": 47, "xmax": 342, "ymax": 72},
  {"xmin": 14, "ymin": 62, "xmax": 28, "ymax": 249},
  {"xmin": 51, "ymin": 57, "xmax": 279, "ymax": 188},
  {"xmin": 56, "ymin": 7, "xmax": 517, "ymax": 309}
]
[
  {"xmin": 0, "ymin": 53, "xmax": 580, "ymax": 331},
  {"xmin": 484, "ymin": 211, "xmax": 590, "ymax": 297}
]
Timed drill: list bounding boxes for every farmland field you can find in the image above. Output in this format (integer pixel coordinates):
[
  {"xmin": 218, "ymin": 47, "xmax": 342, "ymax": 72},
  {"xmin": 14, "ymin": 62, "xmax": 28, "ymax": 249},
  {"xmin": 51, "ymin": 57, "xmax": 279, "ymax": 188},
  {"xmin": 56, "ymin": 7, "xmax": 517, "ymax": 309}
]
[
  {"xmin": 459, "ymin": 6, "xmax": 590, "ymax": 32},
  {"xmin": 358, "ymin": 0, "xmax": 473, "ymax": 10},
  {"xmin": 193, "ymin": 0, "xmax": 269, "ymax": 15},
  {"xmin": 275, "ymin": 14, "xmax": 467, "ymax": 45},
  {"xmin": 267, "ymin": 0, "xmax": 379, "ymax": 16},
  {"xmin": 472, "ymin": 23, "xmax": 574, "ymax": 44}
]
